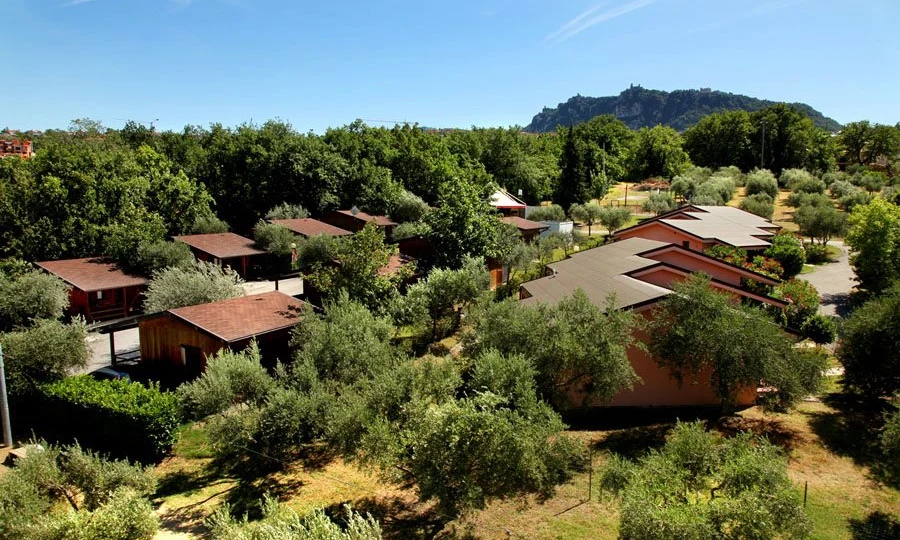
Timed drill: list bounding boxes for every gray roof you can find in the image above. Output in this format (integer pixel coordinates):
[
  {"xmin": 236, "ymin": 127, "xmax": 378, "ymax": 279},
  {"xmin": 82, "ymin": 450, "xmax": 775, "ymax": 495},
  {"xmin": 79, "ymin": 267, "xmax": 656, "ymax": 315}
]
[
  {"xmin": 520, "ymin": 238, "xmax": 673, "ymax": 308},
  {"xmin": 640, "ymin": 205, "xmax": 777, "ymax": 248}
]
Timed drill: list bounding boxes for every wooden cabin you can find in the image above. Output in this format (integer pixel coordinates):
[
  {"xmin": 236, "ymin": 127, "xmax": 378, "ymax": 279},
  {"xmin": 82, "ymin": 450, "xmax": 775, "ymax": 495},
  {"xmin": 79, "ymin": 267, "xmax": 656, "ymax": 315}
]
[
  {"xmin": 322, "ymin": 209, "xmax": 397, "ymax": 238},
  {"xmin": 138, "ymin": 291, "xmax": 304, "ymax": 378},
  {"xmin": 35, "ymin": 258, "xmax": 148, "ymax": 323},
  {"xmin": 269, "ymin": 218, "xmax": 352, "ymax": 239},
  {"xmin": 501, "ymin": 216, "xmax": 550, "ymax": 243},
  {"xmin": 174, "ymin": 232, "xmax": 266, "ymax": 278}
]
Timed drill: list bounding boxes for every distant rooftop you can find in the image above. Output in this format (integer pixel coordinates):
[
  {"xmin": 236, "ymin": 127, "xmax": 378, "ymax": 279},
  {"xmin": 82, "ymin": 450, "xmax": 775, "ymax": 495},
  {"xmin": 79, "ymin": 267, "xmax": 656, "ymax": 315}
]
[
  {"xmin": 335, "ymin": 209, "xmax": 397, "ymax": 227},
  {"xmin": 270, "ymin": 218, "xmax": 351, "ymax": 237},
  {"xmin": 168, "ymin": 291, "xmax": 303, "ymax": 342},
  {"xmin": 616, "ymin": 205, "xmax": 779, "ymax": 248},
  {"xmin": 175, "ymin": 233, "xmax": 266, "ymax": 259},
  {"xmin": 35, "ymin": 258, "xmax": 148, "ymax": 292},
  {"xmin": 501, "ymin": 215, "xmax": 550, "ymax": 231},
  {"xmin": 490, "ymin": 189, "xmax": 526, "ymax": 209}
]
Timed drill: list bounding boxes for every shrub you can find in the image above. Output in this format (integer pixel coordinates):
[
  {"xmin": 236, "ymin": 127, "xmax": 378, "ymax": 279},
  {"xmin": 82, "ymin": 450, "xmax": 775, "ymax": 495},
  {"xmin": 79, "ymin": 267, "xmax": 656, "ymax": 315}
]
[
  {"xmin": 837, "ymin": 287, "xmax": 900, "ymax": 397},
  {"xmin": 804, "ymin": 244, "xmax": 830, "ymax": 264},
  {"xmin": 253, "ymin": 220, "xmax": 300, "ymax": 256},
  {"xmin": 208, "ymin": 498, "xmax": 382, "ymax": 540},
  {"xmin": 135, "ymin": 240, "xmax": 194, "ymax": 275},
  {"xmin": 527, "ymin": 204, "xmax": 566, "ymax": 222},
  {"xmin": 598, "ymin": 207, "xmax": 632, "ymax": 234},
  {"xmin": 786, "ymin": 191, "xmax": 832, "ymax": 208},
  {"xmin": 191, "ymin": 214, "xmax": 230, "ymax": 234},
  {"xmin": 389, "ymin": 190, "xmax": 430, "ymax": 223},
  {"xmin": 829, "ymin": 179, "xmax": 856, "ymax": 198},
  {"xmin": 0, "ymin": 270, "xmax": 70, "ymax": 332},
  {"xmin": 853, "ymin": 171, "xmax": 887, "ymax": 192},
  {"xmin": 838, "ymin": 189, "xmax": 873, "ymax": 212},
  {"xmin": 779, "ymin": 168, "xmax": 816, "ymax": 189},
  {"xmin": 739, "ymin": 193, "xmax": 774, "ymax": 219},
  {"xmin": 714, "ymin": 166, "xmax": 743, "ymax": 185},
  {"xmin": 642, "ymin": 192, "xmax": 677, "ymax": 215},
  {"xmin": 38, "ymin": 376, "xmax": 181, "ymax": 461},
  {"xmin": 391, "ymin": 221, "xmax": 431, "ymax": 241},
  {"xmin": 264, "ymin": 202, "xmax": 309, "ymax": 220},
  {"xmin": 690, "ymin": 194, "xmax": 721, "ymax": 206},
  {"xmin": 764, "ymin": 234, "xmax": 806, "ymax": 279},
  {"xmin": 791, "ymin": 176, "xmax": 827, "ymax": 195},
  {"xmin": 144, "ymin": 260, "xmax": 244, "ymax": 313},
  {"xmin": 801, "ymin": 313, "xmax": 837, "ymax": 344},
  {"xmin": 1, "ymin": 319, "xmax": 89, "ymax": 396},
  {"xmin": 744, "ymin": 169, "xmax": 779, "ymax": 199},
  {"xmin": 773, "ymin": 279, "xmax": 820, "ymax": 329},
  {"xmin": 694, "ymin": 177, "xmax": 735, "ymax": 205}
]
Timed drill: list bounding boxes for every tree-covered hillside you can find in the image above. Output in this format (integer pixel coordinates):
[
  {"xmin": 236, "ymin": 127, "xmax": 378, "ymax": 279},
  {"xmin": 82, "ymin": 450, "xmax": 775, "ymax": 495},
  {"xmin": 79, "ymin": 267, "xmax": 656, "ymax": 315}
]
[{"xmin": 526, "ymin": 86, "xmax": 842, "ymax": 133}]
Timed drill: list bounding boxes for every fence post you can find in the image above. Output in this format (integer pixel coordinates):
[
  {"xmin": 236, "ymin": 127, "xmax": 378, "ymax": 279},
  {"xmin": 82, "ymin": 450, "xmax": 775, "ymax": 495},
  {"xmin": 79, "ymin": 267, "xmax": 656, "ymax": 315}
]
[
  {"xmin": 587, "ymin": 447, "xmax": 593, "ymax": 502},
  {"xmin": 803, "ymin": 481, "xmax": 808, "ymax": 507}
]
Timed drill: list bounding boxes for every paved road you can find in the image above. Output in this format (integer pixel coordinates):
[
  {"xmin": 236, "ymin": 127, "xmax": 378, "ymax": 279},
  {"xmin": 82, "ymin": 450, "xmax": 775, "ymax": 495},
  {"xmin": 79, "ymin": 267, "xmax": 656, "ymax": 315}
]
[{"xmin": 801, "ymin": 241, "xmax": 855, "ymax": 317}]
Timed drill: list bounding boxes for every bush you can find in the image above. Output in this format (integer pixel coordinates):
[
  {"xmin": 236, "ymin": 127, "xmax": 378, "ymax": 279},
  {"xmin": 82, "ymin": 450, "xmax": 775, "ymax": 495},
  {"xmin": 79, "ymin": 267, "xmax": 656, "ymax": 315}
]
[
  {"xmin": 37, "ymin": 377, "xmax": 181, "ymax": 461},
  {"xmin": 253, "ymin": 220, "xmax": 300, "ymax": 256},
  {"xmin": 693, "ymin": 177, "xmax": 735, "ymax": 205},
  {"xmin": 744, "ymin": 169, "xmax": 779, "ymax": 199},
  {"xmin": 801, "ymin": 313, "xmax": 837, "ymax": 344},
  {"xmin": 791, "ymin": 176, "xmax": 827, "ymax": 195},
  {"xmin": 144, "ymin": 260, "xmax": 244, "ymax": 313},
  {"xmin": 134, "ymin": 240, "xmax": 194, "ymax": 276},
  {"xmin": 391, "ymin": 221, "xmax": 431, "ymax": 241},
  {"xmin": 642, "ymin": 192, "xmax": 677, "ymax": 215},
  {"xmin": 527, "ymin": 204, "xmax": 566, "ymax": 222},
  {"xmin": 773, "ymin": 279, "xmax": 820, "ymax": 329},
  {"xmin": 837, "ymin": 287, "xmax": 900, "ymax": 397},
  {"xmin": 838, "ymin": 189, "xmax": 873, "ymax": 212},
  {"xmin": 208, "ymin": 498, "xmax": 382, "ymax": 540},
  {"xmin": 389, "ymin": 190, "xmax": 430, "ymax": 223},
  {"xmin": 1, "ymin": 319, "xmax": 89, "ymax": 396},
  {"xmin": 804, "ymin": 244, "xmax": 830, "ymax": 264},
  {"xmin": 786, "ymin": 191, "xmax": 831, "ymax": 208},
  {"xmin": 714, "ymin": 166, "xmax": 743, "ymax": 185},
  {"xmin": 0, "ymin": 270, "xmax": 70, "ymax": 331},
  {"xmin": 191, "ymin": 214, "xmax": 230, "ymax": 234},
  {"xmin": 690, "ymin": 194, "xmax": 721, "ymax": 206},
  {"xmin": 264, "ymin": 202, "xmax": 309, "ymax": 220},
  {"xmin": 829, "ymin": 179, "xmax": 856, "ymax": 198},
  {"xmin": 764, "ymin": 234, "xmax": 806, "ymax": 279},
  {"xmin": 779, "ymin": 168, "xmax": 816, "ymax": 189},
  {"xmin": 739, "ymin": 193, "xmax": 774, "ymax": 219},
  {"xmin": 853, "ymin": 171, "xmax": 887, "ymax": 192}
]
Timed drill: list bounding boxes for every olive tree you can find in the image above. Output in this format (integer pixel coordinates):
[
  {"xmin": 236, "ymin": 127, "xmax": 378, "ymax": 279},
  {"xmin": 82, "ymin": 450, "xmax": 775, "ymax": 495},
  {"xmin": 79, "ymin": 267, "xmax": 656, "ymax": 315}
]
[
  {"xmin": 837, "ymin": 286, "xmax": 900, "ymax": 397},
  {"xmin": 598, "ymin": 207, "xmax": 632, "ymax": 235},
  {"xmin": 0, "ymin": 270, "xmax": 70, "ymax": 331},
  {"xmin": 1, "ymin": 318, "xmax": 89, "ymax": 395},
  {"xmin": 648, "ymin": 273, "xmax": 824, "ymax": 411},
  {"xmin": 569, "ymin": 202, "xmax": 604, "ymax": 235},
  {"xmin": 143, "ymin": 260, "xmax": 244, "ymax": 313}
]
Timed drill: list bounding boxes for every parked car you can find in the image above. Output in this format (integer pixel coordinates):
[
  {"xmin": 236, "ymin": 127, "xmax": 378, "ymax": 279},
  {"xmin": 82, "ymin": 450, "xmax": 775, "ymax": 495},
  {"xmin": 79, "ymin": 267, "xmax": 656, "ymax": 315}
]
[{"xmin": 88, "ymin": 366, "xmax": 131, "ymax": 382}]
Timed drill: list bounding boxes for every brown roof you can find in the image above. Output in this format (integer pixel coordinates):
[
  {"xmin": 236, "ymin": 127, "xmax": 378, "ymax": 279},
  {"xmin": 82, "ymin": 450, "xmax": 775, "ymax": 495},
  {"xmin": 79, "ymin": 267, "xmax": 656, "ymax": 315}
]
[
  {"xmin": 379, "ymin": 253, "xmax": 416, "ymax": 276},
  {"xmin": 615, "ymin": 205, "xmax": 779, "ymax": 249},
  {"xmin": 174, "ymin": 233, "xmax": 266, "ymax": 259},
  {"xmin": 336, "ymin": 210, "xmax": 397, "ymax": 227},
  {"xmin": 270, "ymin": 218, "xmax": 351, "ymax": 237},
  {"xmin": 501, "ymin": 216, "xmax": 550, "ymax": 231},
  {"xmin": 35, "ymin": 258, "xmax": 148, "ymax": 293},
  {"xmin": 168, "ymin": 291, "xmax": 304, "ymax": 342}
]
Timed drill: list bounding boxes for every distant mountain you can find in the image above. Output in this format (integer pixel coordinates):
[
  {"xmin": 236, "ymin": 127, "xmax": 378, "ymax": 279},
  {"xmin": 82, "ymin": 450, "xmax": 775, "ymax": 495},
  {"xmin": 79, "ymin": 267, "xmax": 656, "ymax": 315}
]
[{"xmin": 525, "ymin": 86, "xmax": 842, "ymax": 133}]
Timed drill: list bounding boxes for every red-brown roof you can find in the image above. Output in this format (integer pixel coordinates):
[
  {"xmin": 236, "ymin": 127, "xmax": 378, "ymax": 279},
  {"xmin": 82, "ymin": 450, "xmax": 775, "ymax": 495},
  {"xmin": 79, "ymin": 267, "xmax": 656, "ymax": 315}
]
[
  {"xmin": 336, "ymin": 210, "xmax": 397, "ymax": 227},
  {"xmin": 270, "ymin": 218, "xmax": 351, "ymax": 237},
  {"xmin": 168, "ymin": 291, "xmax": 304, "ymax": 342},
  {"xmin": 174, "ymin": 233, "xmax": 266, "ymax": 259},
  {"xmin": 501, "ymin": 216, "xmax": 550, "ymax": 231},
  {"xmin": 35, "ymin": 258, "xmax": 148, "ymax": 293},
  {"xmin": 378, "ymin": 253, "xmax": 416, "ymax": 276}
]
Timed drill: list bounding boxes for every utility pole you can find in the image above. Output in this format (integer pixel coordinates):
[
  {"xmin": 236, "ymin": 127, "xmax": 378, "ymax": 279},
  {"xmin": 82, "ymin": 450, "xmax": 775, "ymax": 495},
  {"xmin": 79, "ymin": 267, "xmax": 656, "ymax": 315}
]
[
  {"xmin": 0, "ymin": 344, "xmax": 12, "ymax": 448},
  {"xmin": 760, "ymin": 120, "xmax": 766, "ymax": 169}
]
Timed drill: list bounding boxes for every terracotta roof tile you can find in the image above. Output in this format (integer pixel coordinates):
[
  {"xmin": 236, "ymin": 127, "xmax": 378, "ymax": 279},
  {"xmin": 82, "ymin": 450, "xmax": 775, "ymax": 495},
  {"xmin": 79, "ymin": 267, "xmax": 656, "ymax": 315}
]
[
  {"xmin": 270, "ymin": 218, "xmax": 352, "ymax": 237},
  {"xmin": 35, "ymin": 258, "xmax": 148, "ymax": 292},
  {"xmin": 174, "ymin": 233, "xmax": 266, "ymax": 259},
  {"xmin": 168, "ymin": 291, "xmax": 304, "ymax": 342}
]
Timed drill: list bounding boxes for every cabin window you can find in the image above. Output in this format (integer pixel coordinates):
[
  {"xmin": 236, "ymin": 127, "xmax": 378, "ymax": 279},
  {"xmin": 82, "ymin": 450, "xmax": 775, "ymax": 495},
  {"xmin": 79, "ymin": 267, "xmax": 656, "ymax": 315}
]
[
  {"xmin": 96, "ymin": 290, "xmax": 103, "ymax": 300},
  {"xmin": 682, "ymin": 241, "xmax": 691, "ymax": 249}
]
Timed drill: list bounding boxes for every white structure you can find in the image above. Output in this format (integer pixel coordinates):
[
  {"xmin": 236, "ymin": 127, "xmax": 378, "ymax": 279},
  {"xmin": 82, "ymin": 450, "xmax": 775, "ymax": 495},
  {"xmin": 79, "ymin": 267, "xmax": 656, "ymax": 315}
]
[{"xmin": 540, "ymin": 220, "xmax": 574, "ymax": 239}]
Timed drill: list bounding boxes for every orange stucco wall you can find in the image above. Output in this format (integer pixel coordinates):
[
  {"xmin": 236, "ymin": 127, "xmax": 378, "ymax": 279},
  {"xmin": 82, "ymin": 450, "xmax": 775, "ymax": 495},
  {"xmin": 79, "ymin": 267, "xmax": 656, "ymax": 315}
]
[
  {"xmin": 617, "ymin": 222, "xmax": 713, "ymax": 252},
  {"xmin": 577, "ymin": 311, "xmax": 757, "ymax": 408},
  {"xmin": 645, "ymin": 249, "xmax": 743, "ymax": 286}
]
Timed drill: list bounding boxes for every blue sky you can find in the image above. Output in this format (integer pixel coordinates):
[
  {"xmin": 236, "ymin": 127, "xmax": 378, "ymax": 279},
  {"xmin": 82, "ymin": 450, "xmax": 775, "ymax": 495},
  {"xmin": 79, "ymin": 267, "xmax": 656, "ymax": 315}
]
[{"xmin": 3, "ymin": 0, "xmax": 898, "ymax": 132}]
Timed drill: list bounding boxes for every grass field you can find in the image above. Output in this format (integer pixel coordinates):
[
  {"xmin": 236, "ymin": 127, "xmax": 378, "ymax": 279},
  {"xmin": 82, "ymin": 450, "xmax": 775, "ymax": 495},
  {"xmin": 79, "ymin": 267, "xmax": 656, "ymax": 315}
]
[{"xmin": 152, "ymin": 377, "xmax": 900, "ymax": 539}]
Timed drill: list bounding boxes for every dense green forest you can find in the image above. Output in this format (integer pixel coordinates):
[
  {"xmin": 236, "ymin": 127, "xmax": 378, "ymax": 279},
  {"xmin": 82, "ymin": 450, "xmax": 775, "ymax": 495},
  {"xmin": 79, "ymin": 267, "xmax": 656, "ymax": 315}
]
[
  {"xmin": 1, "ymin": 108, "xmax": 897, "ymax": 268},
  {"xmin": 526, "ymin": 86, "xmax": 843, "ymax": 132}
]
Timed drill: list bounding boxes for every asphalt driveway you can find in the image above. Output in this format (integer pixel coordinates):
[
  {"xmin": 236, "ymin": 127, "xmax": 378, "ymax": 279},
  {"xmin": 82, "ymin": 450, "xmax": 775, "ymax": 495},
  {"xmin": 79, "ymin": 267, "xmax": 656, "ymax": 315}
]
[{"xmin": 801, "ymin": 241, "xmax": 855, "ymax": 317}]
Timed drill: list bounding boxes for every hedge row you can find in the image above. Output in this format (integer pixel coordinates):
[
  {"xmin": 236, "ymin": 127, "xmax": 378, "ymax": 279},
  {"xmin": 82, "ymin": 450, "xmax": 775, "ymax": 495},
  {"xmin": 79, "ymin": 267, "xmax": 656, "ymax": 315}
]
[{"xmin": 36, "ymin": 376, "xmax": 180, "ymax": 462}]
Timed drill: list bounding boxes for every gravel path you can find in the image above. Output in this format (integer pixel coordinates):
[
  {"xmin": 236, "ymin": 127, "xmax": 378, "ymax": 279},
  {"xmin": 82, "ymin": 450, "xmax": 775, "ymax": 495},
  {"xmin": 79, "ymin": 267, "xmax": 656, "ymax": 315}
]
[{"xmin": 801, "ymin": 241, "xmax": 855, "ymax": 318}]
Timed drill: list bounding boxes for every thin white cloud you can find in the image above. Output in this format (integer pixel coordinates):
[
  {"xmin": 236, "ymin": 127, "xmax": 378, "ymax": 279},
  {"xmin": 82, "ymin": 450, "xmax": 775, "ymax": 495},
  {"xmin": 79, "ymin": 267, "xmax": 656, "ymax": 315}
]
[{"xmin": 546, "ymin": 0, "xmax": 659, "ymax": 44}]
